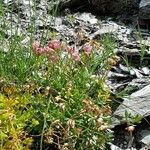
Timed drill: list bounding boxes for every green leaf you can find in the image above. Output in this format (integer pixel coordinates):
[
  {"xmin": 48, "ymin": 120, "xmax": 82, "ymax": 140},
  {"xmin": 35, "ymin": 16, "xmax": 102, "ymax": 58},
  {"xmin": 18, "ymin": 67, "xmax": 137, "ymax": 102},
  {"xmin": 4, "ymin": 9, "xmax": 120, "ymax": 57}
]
[
  {"xmin": 133, "ymin": 114, "xmax": 142, "ymax": 124},
  {"xmin": 0, "ymin": 131, "xmax": 8, "ymax": 139},
  {"xmin": 32, "ymin": 118, "xmax": 39, "ymax": 126}
]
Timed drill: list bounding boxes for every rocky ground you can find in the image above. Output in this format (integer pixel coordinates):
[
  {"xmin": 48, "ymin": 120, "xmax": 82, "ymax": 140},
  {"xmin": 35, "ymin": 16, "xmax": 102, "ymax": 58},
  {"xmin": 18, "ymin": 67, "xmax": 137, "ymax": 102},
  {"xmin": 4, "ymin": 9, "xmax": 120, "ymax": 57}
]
[{"xmin": 1, "ymin": 0, "xmax": 150, "ymax": 149}]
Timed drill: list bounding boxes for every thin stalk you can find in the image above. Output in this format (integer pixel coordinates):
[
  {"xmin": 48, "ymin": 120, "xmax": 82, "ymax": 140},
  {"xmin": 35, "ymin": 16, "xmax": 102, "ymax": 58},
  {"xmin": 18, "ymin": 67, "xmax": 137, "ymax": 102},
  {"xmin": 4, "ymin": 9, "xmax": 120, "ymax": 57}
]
[{"xmin": 40, "ymin": 97, "xmax": 51, "ymax": 150}]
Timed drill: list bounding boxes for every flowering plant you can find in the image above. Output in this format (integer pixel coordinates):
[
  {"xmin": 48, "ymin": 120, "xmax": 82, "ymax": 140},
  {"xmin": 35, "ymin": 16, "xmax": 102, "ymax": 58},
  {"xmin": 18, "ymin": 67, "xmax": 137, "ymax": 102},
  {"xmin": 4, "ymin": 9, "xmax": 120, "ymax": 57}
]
[
  {"xmin": 32, "ymin": 40, "xmax": 93, "ymax": 62},
  {"xmin": 0, "ymin": 35, "xmax": 117, "ymax": 149},
  {"xmin": 30, "ymin": 38, "xmax": 115, "ymax": 149}
]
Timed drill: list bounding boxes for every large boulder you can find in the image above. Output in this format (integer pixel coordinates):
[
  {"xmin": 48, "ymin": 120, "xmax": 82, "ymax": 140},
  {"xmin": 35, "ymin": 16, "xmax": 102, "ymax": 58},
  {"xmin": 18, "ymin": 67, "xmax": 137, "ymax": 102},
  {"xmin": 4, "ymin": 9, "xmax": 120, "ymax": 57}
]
[
  {"xmin": 59, "ymin": 0, "xmax": 140, "ymax": 15},
  {"xmin": 139, "ymin": 0, "xmax": 150, "ymax": 25},
  {"xmin": 89, "ymin": 0, "xmax": 139, "ymax": 15}
]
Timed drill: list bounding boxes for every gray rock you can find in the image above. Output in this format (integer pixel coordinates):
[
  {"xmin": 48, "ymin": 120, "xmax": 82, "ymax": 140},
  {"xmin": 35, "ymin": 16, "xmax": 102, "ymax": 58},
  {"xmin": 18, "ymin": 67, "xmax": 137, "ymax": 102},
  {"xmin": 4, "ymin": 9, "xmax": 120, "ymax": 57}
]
[
  {"xmin": 139, "ymin": 0, "xmax": 150, "ymax": 24},
  {"xmin": 59, "ymin": 0, "xmax": 139, "ymax": 15},
  {"xmin": 128, "ymin": 77, "xmax": 150, "ymax": 89},
  {"xmin": 112, "ymin": 84, "xmax": 150, "ymax": 126},
  {"xmin": 131, "ymin": 84, "xmax": 150, "ymax": 97},
  {"xmin": 90, "ymin": 0, "xmax": 139, "ymax": 15},
  {"xmin": 141, "ymin": 67, "xmax": 150, "ymax": 75},
  {"xmin": 140, "ymin": 130, "xmax": 150, "ymax": 146}
]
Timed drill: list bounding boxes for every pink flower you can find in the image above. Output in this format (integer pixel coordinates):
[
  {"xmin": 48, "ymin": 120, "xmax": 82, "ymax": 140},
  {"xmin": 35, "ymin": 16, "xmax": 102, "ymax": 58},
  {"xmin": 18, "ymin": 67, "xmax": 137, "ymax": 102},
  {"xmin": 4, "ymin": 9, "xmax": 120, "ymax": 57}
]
[
  {"xmin": 65, "ymin": 46, "xmax": 75, "ymax": 54},
  {"xmin": 47, "ymin": 40, "xmax": 61, "ymax": 50},
  {"xmin": 33, "ymin": 47, "xmax": 45, "ymax": 55},
  {"xmin": 43, "ymin": 46, "xmax": 55, "ymax": 54},
  {"xmin": 32, "ymin": 41, "xmax": 40, "ymax": 50},
  {"xmin": 32, "ymin": 41, "xmax": 41, "ymax": 55},
  {"xmin": 82, "ymin": 43, "xmax": 92, "ymax": 56},
  {"xmin": 32, "ymin": 40, "xmax": 56, "ymax": 55},
  {"xmin": 71, "ymin": 52, "xmax": 81, "ymax": 61},
  {"xmin": 32, "ymin": 41, "xmax": 48, "ymax": 55}
]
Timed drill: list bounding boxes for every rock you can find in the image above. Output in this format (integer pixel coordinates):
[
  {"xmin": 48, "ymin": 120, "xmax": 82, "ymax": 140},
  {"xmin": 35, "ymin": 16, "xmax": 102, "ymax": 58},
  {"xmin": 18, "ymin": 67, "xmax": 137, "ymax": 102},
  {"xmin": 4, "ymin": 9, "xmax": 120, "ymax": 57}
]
[
  {"xmin": 140, "ymin": 130, "xmax": 150, "ymax": 146},
  {"xmin": 59, "ymin": 0, "xmax": 140, "ymax": 15},
  {"xmin": 109, "ymin": 143, "xmax": 137, "ymax": 150},
  {"xmin": 109, "ymin": 143, "xmax": 123, "ymax": 150},
  {"xmin": 131, "ymin": 84, "xmax": 150, "ymax": 97},
  {"xmin": 112, "ymin": 84, "xmax": 150, "ymax": 126},
  {"xmin": 128, "ymin": 77, "xmax": 150, "ymax": 90},
  {"xmin": 141, "ymin": 67, "xmax": 150, "ymax": 75},
  {"xmin": 139, "ymin": 0, "xmax": 150, "ymax": 26},
  {"xmin": 90, "ymin": 0, "xmax": 139, "ymax": 15},
  {"xmin": 76, "ymin": 13, "xmax": 98, "ymax": 24}
]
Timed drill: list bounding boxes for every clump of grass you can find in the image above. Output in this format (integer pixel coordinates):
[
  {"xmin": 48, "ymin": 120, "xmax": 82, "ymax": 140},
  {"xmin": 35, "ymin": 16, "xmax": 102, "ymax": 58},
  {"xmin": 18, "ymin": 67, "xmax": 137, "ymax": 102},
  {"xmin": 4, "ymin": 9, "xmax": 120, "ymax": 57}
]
[{"xmin": 135, "ymin": 28, "xmax": 147, "ymax": 65}]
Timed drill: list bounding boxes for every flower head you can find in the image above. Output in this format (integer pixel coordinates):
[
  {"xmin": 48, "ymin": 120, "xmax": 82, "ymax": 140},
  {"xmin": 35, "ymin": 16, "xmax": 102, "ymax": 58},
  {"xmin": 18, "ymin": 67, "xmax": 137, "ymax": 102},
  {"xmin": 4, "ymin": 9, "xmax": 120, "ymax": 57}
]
[
  {"xmin": 32, "ymin": 41, "xmax": 56, "ymax": 55},
  {"xmin": 71, "ymin": 51, "xmax": 81, "ymax": 61},
  {"xmin": 65, "ymin": 46, "xmax": 75, "ymax": 54},
  {"xmin": 47, "ymin": 40, "xmax": 61, "ymax": 50},
  {"xmin": 32, "ymin": 41, "xmax": 42, "ymax": 55},
  {"xmin": 43, "ymin": 46, "xmax": 55, "ymax": 54},
  {"xmin": 82, "ymin": 43, "xmax": 92, "ymax": 56},
  {"xmin": 33, "ymin": 47, "xmax": 45, "ymax": 55},
  {"xmin": 32, "ymin": 41, "xmax": 40, "ymax": 50}
]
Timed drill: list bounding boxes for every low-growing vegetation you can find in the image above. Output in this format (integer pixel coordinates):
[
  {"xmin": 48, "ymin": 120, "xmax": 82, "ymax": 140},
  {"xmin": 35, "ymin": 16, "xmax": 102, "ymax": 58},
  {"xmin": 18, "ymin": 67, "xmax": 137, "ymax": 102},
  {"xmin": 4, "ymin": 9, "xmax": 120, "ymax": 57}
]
[
  {"xmin": 0, "ymin": 32, "xmax": 119, "ymax": 149},
  {"xmin": 1, "ymin": 0, "xmax": 146, "ymax": 149}
]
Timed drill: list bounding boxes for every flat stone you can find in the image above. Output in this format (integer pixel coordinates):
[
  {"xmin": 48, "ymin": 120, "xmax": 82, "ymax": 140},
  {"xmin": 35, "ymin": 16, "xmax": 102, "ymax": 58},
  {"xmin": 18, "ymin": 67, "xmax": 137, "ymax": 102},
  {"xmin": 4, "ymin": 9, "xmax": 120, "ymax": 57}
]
[{"xmin": 112, "ymin": 84, "xmax": 150, "ymax": 126}]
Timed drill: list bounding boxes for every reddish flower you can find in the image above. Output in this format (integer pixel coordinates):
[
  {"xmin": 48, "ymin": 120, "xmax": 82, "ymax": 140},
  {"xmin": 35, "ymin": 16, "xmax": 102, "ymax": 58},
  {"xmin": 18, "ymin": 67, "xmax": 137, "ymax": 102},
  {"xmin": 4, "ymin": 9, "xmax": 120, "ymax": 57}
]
[
  {"xmin": 82, "ymin": 42, "xmax": 92, "ymax": 56},
  {"xmin": 33, "ymin": 47, "xmax": 45, "ymax": 55},
  {"xmin": 65, "ymin": 46, "xmax": 75, "ymax": 54},
  {"xmin": 71, "ymin": 51, "xmax": 81, "ymax": 61},
  {"xmin": 43, "ymin": 46, "xmax": 55, "ymax": 54},
  {"xmin": 32, "ymin": 41, "xmax": 40, "ymax": 50},
  {"xmin": 32, "ymin": 41, "xmax": 48, "ymax": 55},
  {"xmin": 32, "ymin": 40, "xmax": 56, "ymax": 55},
  {"xmin": 47, "ymin": 40, "xmax": 61, "ymax": 50},
  {"xmin": 32, "ymin": 41, "xmax": 41, "ymax": 55}
]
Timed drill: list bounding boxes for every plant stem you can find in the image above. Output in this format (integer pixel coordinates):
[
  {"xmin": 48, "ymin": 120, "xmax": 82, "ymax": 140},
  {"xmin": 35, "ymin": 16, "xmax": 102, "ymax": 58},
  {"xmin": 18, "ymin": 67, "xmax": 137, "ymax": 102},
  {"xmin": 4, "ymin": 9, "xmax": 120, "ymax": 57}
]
[{"xmin": 40, "ymin": 96, "xmax": 51, "ymax": 150}]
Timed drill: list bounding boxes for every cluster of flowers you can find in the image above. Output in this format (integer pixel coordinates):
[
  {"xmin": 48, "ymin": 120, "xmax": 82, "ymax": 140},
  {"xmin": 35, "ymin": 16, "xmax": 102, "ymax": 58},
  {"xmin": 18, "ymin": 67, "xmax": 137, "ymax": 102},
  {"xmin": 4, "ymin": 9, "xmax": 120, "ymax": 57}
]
[{"xmin": 32, "ymin": 40, "xmax": 93, "ymax": 62}]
